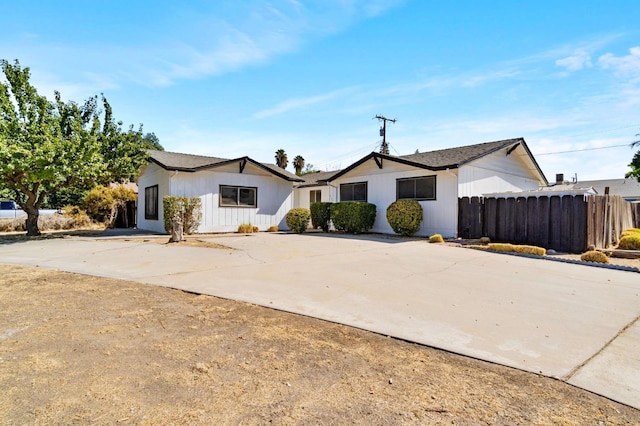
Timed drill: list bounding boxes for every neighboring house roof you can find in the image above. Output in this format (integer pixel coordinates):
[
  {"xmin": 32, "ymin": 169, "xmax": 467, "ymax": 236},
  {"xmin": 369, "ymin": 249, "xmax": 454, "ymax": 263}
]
[
  {"xmin": 295, "ymin": 170, "xmax": 342, "ymax": 188},
  {"xmin": 147, "ymin": 150, "xmax": 304, "ymax": 182},
  {"xmin": 572, "ymin": 178, "xmax": 640, "ymax": 201},
  {"xmin": 484, "ymin": 184, "xmax": 598, "ymax": 198},
  {"xmin": 327, "ymin": 138, "xmax": 548, "ymax": 184}
]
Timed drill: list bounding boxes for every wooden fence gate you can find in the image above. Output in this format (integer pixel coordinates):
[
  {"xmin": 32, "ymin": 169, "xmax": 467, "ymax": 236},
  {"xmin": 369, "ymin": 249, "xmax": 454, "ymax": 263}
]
[{"xmin": 458, "ymin": 195, "xmax": 638, "ymax": 253}]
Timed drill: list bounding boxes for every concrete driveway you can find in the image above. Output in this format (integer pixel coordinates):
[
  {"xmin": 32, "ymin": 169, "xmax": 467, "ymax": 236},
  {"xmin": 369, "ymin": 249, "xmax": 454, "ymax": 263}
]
[{"xmin": 1, "ymin": 231, "xmax": 639, "ymax": 409}]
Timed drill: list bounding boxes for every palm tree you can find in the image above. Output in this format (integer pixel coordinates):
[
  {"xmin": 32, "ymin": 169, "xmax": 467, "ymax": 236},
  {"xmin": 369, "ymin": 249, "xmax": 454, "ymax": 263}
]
[
  {"xmin": 293, "ymin": 155, "xmax": 305, "ymax": 176},
  {"xmin": 275, "ymin": 149, "xmax": 288, "ymax": 169}
]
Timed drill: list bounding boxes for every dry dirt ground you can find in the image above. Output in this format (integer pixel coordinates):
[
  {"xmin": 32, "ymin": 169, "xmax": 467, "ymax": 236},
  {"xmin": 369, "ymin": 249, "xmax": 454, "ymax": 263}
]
[{"xmin": 1, "ymin": 258, "xmax": 640, "ymax": 424}]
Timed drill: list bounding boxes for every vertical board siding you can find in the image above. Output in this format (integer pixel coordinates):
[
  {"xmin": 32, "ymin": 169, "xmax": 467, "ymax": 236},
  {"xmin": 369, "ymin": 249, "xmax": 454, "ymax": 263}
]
[
  {"xmin": 458, "ymin": 194, "xmax": 635, "ymax": 252},
  {"xmin": 138, "ymin": 163, "xmax": 294, "ymax": 233},
  {"xmin": 332, "ymin": 162, "xmax": 458, "ymax": 237}
]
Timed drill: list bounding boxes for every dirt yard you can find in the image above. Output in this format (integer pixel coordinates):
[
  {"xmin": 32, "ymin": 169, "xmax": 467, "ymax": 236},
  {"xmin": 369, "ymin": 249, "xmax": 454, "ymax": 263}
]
[{"xmin": 1, "ymin": 263, "xmax": 639, "ymax": 425}]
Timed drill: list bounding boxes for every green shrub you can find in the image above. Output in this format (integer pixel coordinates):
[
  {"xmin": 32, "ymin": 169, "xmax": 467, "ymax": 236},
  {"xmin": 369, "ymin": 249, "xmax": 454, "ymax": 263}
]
[
  {"xmin": 580, "ymin": 250, "xmax": 609, "ymax": 263},
  {"xmin": 286, "ymin": 208, "xmax": 311, "ymax": 233},
  {"xmin": 163, "ymin": 196, "xmax": 202, "ymax": 234},
  {"xmin": 310, "ymin": 202, "xmax": 333, "ymax": 232},
  {"xmin": 618, "ymin": 235, "xmax": 640, "ymax": 250},
  {"xmin": 429, "ymin": 234, "xmax": 444, "ymax": 243},
  {"xmin": 330, "ymin": 202, "xmax": 376, "ymax": 234},
  {"xmin": 386, "ymin": 200, "xmax": 423, "ymax": 236}
]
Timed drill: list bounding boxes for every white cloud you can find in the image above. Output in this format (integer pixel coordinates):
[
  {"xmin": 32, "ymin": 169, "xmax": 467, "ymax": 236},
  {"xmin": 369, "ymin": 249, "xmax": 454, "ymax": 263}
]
[
  {"xmin": 598, "ymin": 46, "xmax": 640, "ymax": 82},
  {"xmin": 555, "ymin": 48, "xmax": 593, "ymax": 71},
  {"xmin": 253, "ymin": 87, "xmax": 358, "ymax": 118},
  {"xmin": 0, "ymin": 1, "xmax": 405, "ymax": 94}
]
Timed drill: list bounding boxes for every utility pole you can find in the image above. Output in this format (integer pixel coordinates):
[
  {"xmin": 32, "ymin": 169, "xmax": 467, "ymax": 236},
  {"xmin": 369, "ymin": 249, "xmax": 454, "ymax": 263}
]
[{"xmin": 374, "ymin": 114, "xmax": 396, "ymax": 155}]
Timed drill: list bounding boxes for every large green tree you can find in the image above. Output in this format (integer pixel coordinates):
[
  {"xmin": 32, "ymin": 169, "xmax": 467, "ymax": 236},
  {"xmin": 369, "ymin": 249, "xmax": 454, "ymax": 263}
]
[{"xmin": 0, "ymin": 59, "xmax": 161, "ymax": 236}]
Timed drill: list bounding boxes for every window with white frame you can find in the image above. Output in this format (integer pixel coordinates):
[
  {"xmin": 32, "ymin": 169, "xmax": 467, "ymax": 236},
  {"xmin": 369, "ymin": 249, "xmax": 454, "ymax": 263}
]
[
  {"xmin": 220, "ymin": 185, "xmax": 257, "ymax": 207},
  {"xmin": 396, "ymin": 176, "xmax": 436, "ymax": 200}
]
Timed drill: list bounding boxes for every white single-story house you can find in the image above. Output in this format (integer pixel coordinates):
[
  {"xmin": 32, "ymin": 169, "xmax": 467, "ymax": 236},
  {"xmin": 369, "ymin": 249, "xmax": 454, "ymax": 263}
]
[
  {"xmin": 137, "ymin": 150, "xmax": 304, "ymax": 233},
  {"xmin": 315, "ymin": 138, "xmax": 548, "ymax": 237},
  {"xmin": 137, "ymin": 138, "xmax": 548, "ymax": 236}
]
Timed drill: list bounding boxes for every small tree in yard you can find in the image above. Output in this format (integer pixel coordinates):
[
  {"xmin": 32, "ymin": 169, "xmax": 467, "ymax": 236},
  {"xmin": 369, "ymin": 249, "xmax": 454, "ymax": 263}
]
[
  {"xmin": 0, "ymin": 59, "xmax": 161, "ymax": 236},
  {"xmin": 163, "ymin": 196, "xmax": 202, "ymax": 241}
]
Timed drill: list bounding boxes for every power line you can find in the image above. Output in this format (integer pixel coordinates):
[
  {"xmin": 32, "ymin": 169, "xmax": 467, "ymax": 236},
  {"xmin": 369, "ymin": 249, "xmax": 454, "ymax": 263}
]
[
  {"xmin": 535, "ymin": 144, "xmax": 630, "ymax": 156},
  {"xmin": 560, "ymin": 124, "xmax": 640, "ymax": 139}
]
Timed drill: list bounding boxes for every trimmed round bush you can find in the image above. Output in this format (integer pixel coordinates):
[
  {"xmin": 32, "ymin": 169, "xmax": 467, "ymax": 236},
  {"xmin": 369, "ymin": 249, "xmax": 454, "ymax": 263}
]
[
  {"xmin": 286, "ymin": 208, "xmax": 311, "ymax": 233},
  {"xmin": 330, "ymin": 202, "xmax": 376, "ymax": 234},
  {"xmin": 429, "ymin": 234, "xmax": 444, "ymax": 243},
  {"xmin": 580, "ymin": 250, "xmax": 609, "ymax": 263},
  {"xmin": 310, "ymin": 202, "xmax": 333, "ymax": 232},
  {"xmin": 267, "ymin": 225, "xmax": 279, "ymax": 232},
  {"xmin": 386, "ymin": 200, "xmax": 423, "ymax": 236},
  {"xmin": 618, "ymin": 235, "xmax": 640, "ymax": 250}
]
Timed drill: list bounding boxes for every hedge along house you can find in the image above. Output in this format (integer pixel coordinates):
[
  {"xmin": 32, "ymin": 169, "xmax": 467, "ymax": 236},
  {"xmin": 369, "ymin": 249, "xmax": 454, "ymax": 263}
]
[
  {"xmin": 137, "ymin": 150, "xmax": 304, "ymax": 233},
  {"xmin": 324, "ymin": 138, "xmax": 548, "ymax": 238}
]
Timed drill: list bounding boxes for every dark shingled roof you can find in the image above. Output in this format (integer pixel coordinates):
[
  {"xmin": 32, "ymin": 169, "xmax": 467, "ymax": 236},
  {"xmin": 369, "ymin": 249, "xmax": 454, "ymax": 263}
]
[
  {"xmin": 147, "ymin": 150, "xmax": 303, "ymax": 182},
  {"xmin": 148, "ymin": 150, "xmax": 229, "ymax": 171},
  {"xmin": 327, "ymin": 138, "xmax": 547, "ymax": 184},
  {"xmin": 398, "ymin": 138, "xmax": 522, "ymax": 168},
  {"xmin": 295, "ymin": 170, "xmax": 342, "ymax": 188}
]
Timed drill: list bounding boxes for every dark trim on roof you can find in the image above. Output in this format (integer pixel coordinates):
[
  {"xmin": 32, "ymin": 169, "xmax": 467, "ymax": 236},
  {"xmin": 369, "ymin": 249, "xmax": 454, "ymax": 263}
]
[
  {"xmin": 327, "ymin": 152, "xmax": 437, "ymax": 182},
  {"xmin": 148, "ymin": 151, "xmax": 303, "ymax": 182},
  {"xmin": 327, "ymin": 138, "xmax": 548, "ymax": 185},
  {"xmin": 148, "ymin": 157, "xmax": 197, "ymax": 172}
]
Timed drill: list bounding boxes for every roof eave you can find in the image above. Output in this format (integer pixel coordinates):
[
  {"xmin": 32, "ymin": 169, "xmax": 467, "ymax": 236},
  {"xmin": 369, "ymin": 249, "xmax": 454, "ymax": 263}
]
[{"xmin": 327, "ymin": 152, "xmax": 438, "ymax": 181}]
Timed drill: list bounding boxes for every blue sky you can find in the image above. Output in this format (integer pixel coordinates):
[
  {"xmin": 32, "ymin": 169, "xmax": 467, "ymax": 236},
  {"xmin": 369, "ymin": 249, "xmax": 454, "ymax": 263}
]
[{"xmin": 3, "ymin": 0, "xmax": 640, "ymax": 180}]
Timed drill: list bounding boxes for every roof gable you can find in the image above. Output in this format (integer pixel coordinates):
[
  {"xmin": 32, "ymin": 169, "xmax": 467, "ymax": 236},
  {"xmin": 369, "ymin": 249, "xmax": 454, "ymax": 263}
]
[
  {"xmin": 147, "ymin": 150, "xmax": 303, "ymax": 182},
  {"xmin": 328, "ymin": 138, "xmax": 547, "ymax": 184}
]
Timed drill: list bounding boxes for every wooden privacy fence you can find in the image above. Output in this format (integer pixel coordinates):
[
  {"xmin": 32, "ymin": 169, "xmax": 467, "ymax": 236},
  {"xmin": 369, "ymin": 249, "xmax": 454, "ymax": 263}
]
[{"xmin": 458, "ymin": 195, "xmax": 639, "ymax": 253}]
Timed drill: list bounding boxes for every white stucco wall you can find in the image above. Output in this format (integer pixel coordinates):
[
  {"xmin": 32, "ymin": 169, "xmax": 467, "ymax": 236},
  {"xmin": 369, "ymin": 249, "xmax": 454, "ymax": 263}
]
[
  {"xmin": 137, "ymin": 162, "xmax": 295, "ymax": 233},
  {"xmin": 332, "ymin": 159, "xmax": 459, "ymax": 238},
  {"xmin": 458, "ymin": 147, "xmax": 542, "ymax": 197}
]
